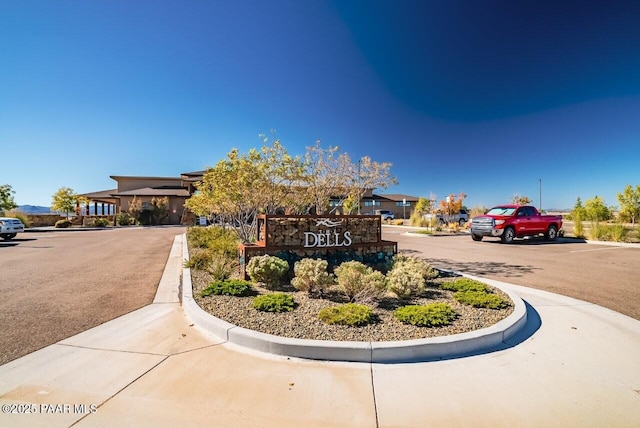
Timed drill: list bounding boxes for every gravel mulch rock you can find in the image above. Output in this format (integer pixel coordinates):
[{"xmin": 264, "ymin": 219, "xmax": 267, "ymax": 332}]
[{"xmin": 191, "ymin": 270, "xmax": 514, "ymax": 343}]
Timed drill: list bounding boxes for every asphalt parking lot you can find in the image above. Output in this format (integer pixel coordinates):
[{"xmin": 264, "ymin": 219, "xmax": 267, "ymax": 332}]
[
  {"xmin": 1, "ymin": 225, "xmax": 638, "ymax": 367},
  {"xmin": 0, "ymin": 226, "xmax": 185, "ymax": 365},
  {"xmin": 384, "ymin": 227, "xmax": 640, "ymax": 321}
]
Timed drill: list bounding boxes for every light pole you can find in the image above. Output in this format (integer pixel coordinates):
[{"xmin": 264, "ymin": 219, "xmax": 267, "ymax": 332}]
[{"xmin": 539, "ymin": 178, "xmax": 542, "ymax": 212}]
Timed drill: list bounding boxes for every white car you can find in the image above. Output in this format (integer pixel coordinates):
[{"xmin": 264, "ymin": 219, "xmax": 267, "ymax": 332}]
[{"xmin": 0, "ymin": 217, "xmax": 25, "ymax": 240}]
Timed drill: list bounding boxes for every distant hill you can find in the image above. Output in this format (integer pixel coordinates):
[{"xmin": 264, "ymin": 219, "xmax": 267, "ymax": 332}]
[{"xmin": 17, "ymin": 205, "xmax": 53, "ymax": 214}]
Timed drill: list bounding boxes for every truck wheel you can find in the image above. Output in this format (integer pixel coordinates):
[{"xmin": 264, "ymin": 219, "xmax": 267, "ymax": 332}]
[
  {"xmin": 472, "ymin": 234, "xmax": 483, "ymax": 241},
  {"xmin": 545, "ymin": 225, "xmax": 558, "ymax": 241},
  {"xmin": 501, "ymin": 227, "xmax": 515, "ymax": 244},
  {"xmin": 459, "ymin": 218, "xmax": 466, "ymax": 226},
  {"xmin": 1, "ymin": 233, "xmax": 16, "ymax": 241}
]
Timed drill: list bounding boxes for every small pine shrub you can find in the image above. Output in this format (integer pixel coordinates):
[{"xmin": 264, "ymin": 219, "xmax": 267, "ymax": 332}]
[
  {"xmin": 185, "ymin": 248, "xmax": 238, "ymax": 280},
  {"xmin": 334, "ymin": 261, "xmax": 386, "ymax": 304},
  {"xmin": 291, "ymin": 258, "xmax": 335, "ymax": 296},
  {"xmin": 55, "ymin": 219, "xmax": 72, "ymax": 228},
  {"xmin": 93, "ymin": 218, "xmax": 110, "ymax": 227},
  {"xmin": 440, "ymin": 278, "xmax": 490, "ymax": 293},
  {"xmin": 393, "ymin": 303, "xmax": 457, "ymax": 327},
  {"xmin": 246, "ymin": 255, "xmax": 289, "ymax": 289},
  {"xmin": 454, "ymin": 290, "xmax": 510, "ymax": 309},
  {"xmin": 253, "ymin": 293, "xmax": 295, "ymax": 312},
  {"xmin": 318, "ymin": 303, "xmax": 374, "ymax": 326},
  {"xmin": 200, "ymin": 279, "xmax": 254, "ymax": 297}
]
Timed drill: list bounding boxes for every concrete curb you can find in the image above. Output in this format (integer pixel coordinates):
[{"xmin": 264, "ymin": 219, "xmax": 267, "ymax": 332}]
[{"xmin": 180, "ymin": 234, "xmax": 528, "ymax": 363}]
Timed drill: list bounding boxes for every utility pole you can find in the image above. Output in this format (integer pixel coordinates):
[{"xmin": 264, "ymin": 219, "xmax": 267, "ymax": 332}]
[{"xmin": 539, "ymin": 178, "xmax": 542, "ymax": 212}]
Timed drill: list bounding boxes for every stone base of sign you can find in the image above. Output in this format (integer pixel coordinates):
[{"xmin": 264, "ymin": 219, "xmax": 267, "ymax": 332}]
[{"xmin": 239, "ymin": 242, "xmax": 398, "ymax": 279}]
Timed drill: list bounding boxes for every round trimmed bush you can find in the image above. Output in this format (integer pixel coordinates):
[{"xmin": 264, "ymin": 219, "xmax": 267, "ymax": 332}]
[
  {"xmin": 318, "ymin": 303, "xmax": 374, "ymax": 327},
  {"xmin": 393, "ymin": 303, "xmax": 457, "ymax": 327},
  {"xmin": 440, "ymin": 278, "xmax": 490, "ymax": 293},
  {"xmin": 291, "ymin": 258, "xmax": 335, "ymax": 296},
  {"xmin": 246, "ymin": 255, "xmax": 289, "ymax": 289},
  {"xmin": 334, "ymin": 261, "xmax": 386, "ymax": 304},
  {"xmin": 55, "ymin": 219, "xmax": 72, "ymax": 228},
  {"xmin": 200, "ymin": 279, "xmax": 254, "ymax": 297},
  {"xmin": 93, "ymin": 218, "xmax": 110, "ymax": 227},
  {"xmin": 253, "ymin": 293, "xmax": 296, "ymax": 312},
  {"xmin": 454, "ymin": 291, "xmax": 510, "ymax": 309}
]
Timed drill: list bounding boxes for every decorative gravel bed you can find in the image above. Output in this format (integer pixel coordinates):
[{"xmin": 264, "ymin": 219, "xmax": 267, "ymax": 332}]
[{"xmin": 191, "ymin": 270, "xmax": 514, "ymax": 342}]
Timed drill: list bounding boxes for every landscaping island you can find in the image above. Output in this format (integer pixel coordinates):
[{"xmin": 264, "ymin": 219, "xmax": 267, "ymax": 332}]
[{"xmin": 187, "ymin": 227, "xmax": 514, "ymax": 343}]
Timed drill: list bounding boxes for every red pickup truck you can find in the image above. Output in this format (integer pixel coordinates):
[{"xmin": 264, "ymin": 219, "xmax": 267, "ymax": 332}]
[{"xmin": 470, "ymin": 205, "xmax": 563, "ymax": 243}]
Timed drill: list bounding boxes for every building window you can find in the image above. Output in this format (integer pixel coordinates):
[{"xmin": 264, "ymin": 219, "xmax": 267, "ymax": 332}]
[
  {"xmin": 396, "ymin": 201, "xmax": 411, "ymax": 207},
  {"xmin": 364, "ymin": 201, "xmax": 380, "ymax": 207}
]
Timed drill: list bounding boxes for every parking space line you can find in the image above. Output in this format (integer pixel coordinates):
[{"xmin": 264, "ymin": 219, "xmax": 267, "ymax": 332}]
[{"xmin": 569, "ymin": 247, "xmax": 624, "ymax": 253}]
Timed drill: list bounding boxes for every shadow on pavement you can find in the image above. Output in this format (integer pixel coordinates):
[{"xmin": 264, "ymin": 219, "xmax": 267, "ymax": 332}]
[
  {"xmin": 421, "ymin": 257, "xmax": 540, "ymax": 278},
  {"xmin": 479, "ymin": 237, "xmax": 587, "ymax": 246},
  {"xmin": 414, "ymin": 301, "xmax": 542, "ymax": 363}
]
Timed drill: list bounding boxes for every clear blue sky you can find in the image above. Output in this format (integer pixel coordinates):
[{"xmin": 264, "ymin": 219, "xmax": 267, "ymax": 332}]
[{"xmin": 2, "ymin": 0, "xmax": 639, "ymax": 210}]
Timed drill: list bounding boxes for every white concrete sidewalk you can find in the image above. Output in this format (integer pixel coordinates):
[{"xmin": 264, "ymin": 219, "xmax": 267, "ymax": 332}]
[{"xmin": 1, "ymin": 234, "xmax": 639, "ymax": 427}]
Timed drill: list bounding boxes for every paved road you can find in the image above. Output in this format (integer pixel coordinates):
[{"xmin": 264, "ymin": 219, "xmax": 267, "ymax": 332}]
[
  {"xmin": 384, "ymin": 227, "xmax": 640, "ymax": 320},
  {"xmin": 0, "ymin": 227, "xmax": 185, "ymax": 365}
]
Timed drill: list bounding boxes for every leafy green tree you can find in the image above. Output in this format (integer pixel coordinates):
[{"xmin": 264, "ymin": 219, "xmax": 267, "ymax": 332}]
[
  {"xmin": 584, "ymin": 196, "xmax": 612, "ymax": 222},
  {"xmin": 186, "ymin": 148, "xmax": 263, "ymax": 243},
  {"xmin": 51, "ymin": 187, "xmax": 80, "ymax": 218},
  {"xmin": 0, "ymin": 184, "xmax": 18, "ymax": 215},
  {"xmin": 414, "ymin": 197, "xmax": 432, "ymax": 216},
  {"xmin": 617, "ymin": 184, "xmax": 640, "ymax": 226}
]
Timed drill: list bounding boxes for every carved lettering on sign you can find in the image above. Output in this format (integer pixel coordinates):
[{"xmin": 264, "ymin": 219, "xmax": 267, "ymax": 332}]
[{"xmin": 303, "ymin": 218, "xmax": 353, "ymax": 248}]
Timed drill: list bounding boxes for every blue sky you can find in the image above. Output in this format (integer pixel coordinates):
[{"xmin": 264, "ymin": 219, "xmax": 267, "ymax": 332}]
[{"xmin": 2, "ymin": 0, "xmax": 639, "ymax": 210}]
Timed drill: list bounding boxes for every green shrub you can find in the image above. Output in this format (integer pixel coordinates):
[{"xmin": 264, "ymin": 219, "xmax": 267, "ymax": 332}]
[
  {"xmin": 200, "ymin": 279, "xmax": 254, "ymax": 297},
  {"xmin": 185, "ymin": 248, "xmax": 215, "ymax": 270},
  {"xmin": 187, "ymin": 226, "xmax": 238, "ymax": 257},
  {"xmin": 608, "ymin": 224, "xmax": 628, "ymax": 242},
  {"xmin": 253, "ymin": 293, "xmax": 295, "ymax": 312},
  {"xmin": 440, "ymin": 278, "xmax": 490, "ymax": 293},
  {"xmin": 393, "ymin": 303, "xmax": 457, "ymax": 327},
  {"xmin": 386, "ymin": 255, "xmax": 437, "ymax": 299},
  {"xmin": 318, "ymin": 303, "xmax": 374, "ymax": 326},
  {"xmin": 116, "ymin": 212, "xmax": 137, "ymax": 226},
  {"xmin": 291, "ymin": 258, "xmax": 335, "ymax": 296},
  {"xmin": 55, "ymin": 219, "xmax": 72, "ymax": 228},
  {"xmin": 588, "ymin": 222, "xmax": 609, "ymax": 241},
  {"xmin": 573, "ymin": 212, "xmax": 585, "ymax": 238},
  {"xmin": 454, "ymin": 290, "xmax": 510, "ymax": 309},
  {"xmin": 93, "ymin": 217, "xmax": 110, "ymax": 227},
  {"xmin": 185, "ymin": 248, "xmax": 238, "ymax": 280},
  {"xmin": 9, "ymin": 212, "xmax": 30, "ymax": 228},
  {"xmin": 334, "ymin": 261, "xmax": 386, "ymax": 304},
  {"xmin": 246, "ymin": 255, "xmax": 289, "ymax": 289}
]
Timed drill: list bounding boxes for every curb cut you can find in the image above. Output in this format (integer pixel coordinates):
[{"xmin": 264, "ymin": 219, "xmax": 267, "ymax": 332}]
[{"xmin": 180, "ymin": 234, "xmax": 528, "ymax": 363}]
